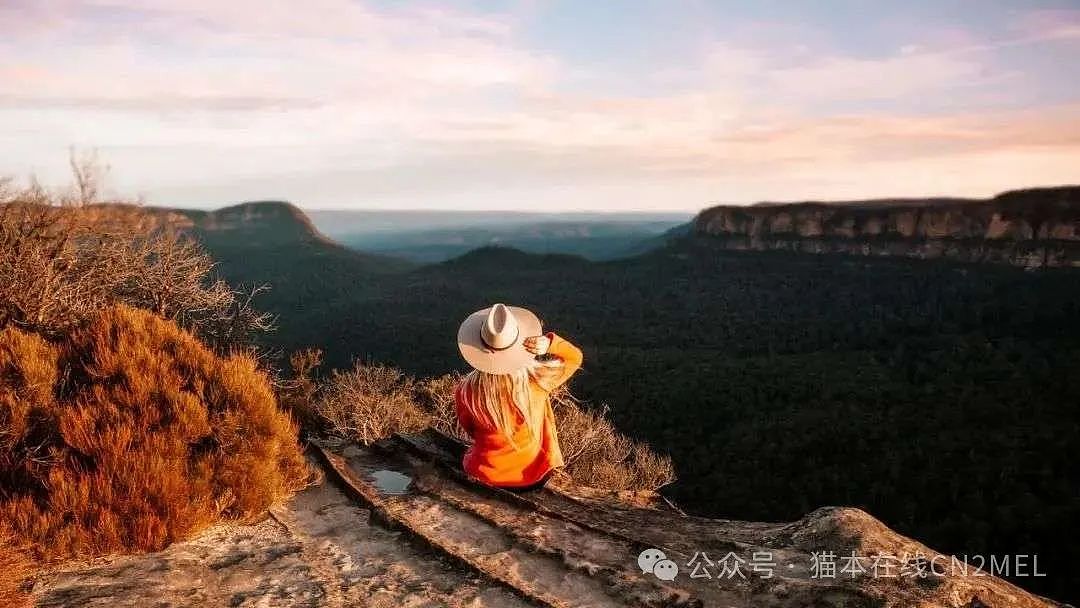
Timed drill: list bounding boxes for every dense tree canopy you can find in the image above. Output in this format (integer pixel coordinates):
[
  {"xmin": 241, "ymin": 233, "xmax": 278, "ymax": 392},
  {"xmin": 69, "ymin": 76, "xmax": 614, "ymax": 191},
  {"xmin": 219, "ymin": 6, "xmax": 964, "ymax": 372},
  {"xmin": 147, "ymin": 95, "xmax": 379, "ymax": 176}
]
[{"xmin": 205, "ymin": 236, "xmax": 1080, "ymax": 603}]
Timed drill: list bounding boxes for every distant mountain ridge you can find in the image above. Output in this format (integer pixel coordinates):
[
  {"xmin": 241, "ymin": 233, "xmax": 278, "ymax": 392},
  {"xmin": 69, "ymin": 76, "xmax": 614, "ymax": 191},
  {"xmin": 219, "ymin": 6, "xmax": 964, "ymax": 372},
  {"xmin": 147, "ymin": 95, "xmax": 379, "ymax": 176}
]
[
  {"xmin": 152, "ymin": 200, "xmax": 336, "ymax": 246},
  {"xmin": 305, "ymin": 210, "xmax": 690, "ymax": 262},
  {"xmin": 695, "ymin": 186, "xmax": 1080, "ymax": 268},
  {"xmin": 155, "ymin": 188, "xmax": 1080, "ymax": 269},
  {"xmin": 148, "ymin": 199, "xmax": 412, "ymax": 271},
  {"xmin": 141, "ymin": 201, "xmax": 414, "ymax": 350},
  {"xmin": 306, "ymin": 208, "xmax": 690, "ymax": 235}
]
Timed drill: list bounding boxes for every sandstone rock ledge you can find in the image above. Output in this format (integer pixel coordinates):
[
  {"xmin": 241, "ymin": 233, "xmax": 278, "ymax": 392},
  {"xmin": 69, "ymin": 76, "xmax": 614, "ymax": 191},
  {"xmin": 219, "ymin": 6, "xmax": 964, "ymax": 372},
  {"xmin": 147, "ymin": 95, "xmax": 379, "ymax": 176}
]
[{"xmin": 31, "ymin": 431, "xmax": 1064, "ymax": 608}]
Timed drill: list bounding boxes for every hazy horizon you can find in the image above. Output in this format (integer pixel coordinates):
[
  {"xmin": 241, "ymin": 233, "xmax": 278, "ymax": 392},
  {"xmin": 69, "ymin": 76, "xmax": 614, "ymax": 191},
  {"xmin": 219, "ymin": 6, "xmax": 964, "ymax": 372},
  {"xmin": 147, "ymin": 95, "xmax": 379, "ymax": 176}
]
[
  {"xmin": 154, "ymin": 181, "xmax": 1077, "ymax": 213},
  {"xmin": 3, "ymin": 1, "xmax": 1079, "ymax": 210},
  {"xmin": 161, "ymin": 201, "xmax": 698, "ymax": 215}
]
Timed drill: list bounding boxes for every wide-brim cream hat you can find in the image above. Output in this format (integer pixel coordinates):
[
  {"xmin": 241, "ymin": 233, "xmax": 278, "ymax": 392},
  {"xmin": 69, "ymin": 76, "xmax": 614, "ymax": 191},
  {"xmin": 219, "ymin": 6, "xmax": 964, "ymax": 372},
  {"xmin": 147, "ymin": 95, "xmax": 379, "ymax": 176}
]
[{"xmin": 457, "ymin": 303, "xmax": 542, "ymax": 374}]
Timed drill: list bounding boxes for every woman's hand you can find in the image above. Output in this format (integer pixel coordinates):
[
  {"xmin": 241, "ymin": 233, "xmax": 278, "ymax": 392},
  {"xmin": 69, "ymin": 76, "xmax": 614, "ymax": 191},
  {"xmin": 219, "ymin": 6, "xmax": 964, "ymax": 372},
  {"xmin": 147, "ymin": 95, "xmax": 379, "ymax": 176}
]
[{"xmin": 523, "ymin": 334, "xmax": 550, "ymax": 356}]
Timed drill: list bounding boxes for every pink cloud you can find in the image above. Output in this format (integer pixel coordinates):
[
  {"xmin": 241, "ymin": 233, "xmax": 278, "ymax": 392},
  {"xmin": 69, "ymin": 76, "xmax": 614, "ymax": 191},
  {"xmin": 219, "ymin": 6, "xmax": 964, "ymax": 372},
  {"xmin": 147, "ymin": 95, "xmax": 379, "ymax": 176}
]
[
  {"xmin": 1, "ymin": 0, "xmax": 557, "ymax": 113},
  {"xmin": 1012, "ymin": 8, "xmax": 1080, "ymax": 42},
  {"xmin": 1, "ymin": 2, "xmax": 1078, "ymax": 209},
  {"xmin": 767, "ymin": 51, "xmax": 990, "ymax": 101}
]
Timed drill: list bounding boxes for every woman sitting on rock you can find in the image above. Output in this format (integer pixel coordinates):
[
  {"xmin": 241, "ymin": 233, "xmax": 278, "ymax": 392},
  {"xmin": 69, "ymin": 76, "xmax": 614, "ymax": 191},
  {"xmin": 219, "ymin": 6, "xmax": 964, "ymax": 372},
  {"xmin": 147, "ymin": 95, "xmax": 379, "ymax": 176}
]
[{"xmin": 455, "ymin": 303, "xmax": 583, "ymax": 491}]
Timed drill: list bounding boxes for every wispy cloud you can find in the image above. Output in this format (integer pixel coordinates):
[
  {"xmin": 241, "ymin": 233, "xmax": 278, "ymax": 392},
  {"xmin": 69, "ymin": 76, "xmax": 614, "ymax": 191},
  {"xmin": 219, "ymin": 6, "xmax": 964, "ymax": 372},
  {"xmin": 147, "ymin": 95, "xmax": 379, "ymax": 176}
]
[{"xmin": 1, "ymin": 0, "xmax": 554, "ymax": 108}]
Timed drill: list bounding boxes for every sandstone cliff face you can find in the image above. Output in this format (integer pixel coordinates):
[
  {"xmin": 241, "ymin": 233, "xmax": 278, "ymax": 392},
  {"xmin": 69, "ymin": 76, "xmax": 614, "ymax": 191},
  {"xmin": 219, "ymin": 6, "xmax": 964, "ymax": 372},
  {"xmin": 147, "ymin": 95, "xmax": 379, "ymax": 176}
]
[{"xmin": 693, "ymin": 187, "xmax": 1080, "ymax": 268}]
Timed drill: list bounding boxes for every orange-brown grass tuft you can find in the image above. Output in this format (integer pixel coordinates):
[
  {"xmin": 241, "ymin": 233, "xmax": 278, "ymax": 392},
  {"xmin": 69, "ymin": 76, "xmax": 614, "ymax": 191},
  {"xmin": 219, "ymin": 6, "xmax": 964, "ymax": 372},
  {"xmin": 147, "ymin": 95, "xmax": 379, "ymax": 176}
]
[
  {"xmin": 0, "ymin": 304, "xmax": 309, "ymax": 565},
  {"xmin": 0, "ymin": 528, "xmax": 33, "ymax": 608}
]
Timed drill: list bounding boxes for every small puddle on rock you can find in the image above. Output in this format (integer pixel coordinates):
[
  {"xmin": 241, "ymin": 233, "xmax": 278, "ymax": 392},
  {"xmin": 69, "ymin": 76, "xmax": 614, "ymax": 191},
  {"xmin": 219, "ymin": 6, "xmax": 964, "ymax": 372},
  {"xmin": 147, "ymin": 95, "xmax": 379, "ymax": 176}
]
[{"xmin": 370, "ymin": 469, "xmax": 413, "ymax": 495}]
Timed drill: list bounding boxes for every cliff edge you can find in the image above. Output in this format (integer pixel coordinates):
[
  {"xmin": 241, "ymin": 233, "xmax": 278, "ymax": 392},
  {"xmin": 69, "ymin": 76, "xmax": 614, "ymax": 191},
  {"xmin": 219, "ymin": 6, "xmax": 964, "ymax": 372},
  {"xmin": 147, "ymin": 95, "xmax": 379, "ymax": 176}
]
[
  {"xmin": 32, "ymin": 431, "xmax": 1065, "ymax": 608},
  {"xmin": 693, "ymin": 186, "xmax": 1080, "ymax": 268}
]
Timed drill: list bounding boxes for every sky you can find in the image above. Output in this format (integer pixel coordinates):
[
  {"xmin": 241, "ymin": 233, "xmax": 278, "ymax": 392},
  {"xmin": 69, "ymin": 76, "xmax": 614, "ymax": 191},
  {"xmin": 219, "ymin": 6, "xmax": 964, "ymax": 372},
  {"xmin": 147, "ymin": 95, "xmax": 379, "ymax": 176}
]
[{"xmin": 1, "ymin": 1, "xmax": 1079, "ymax": 211}]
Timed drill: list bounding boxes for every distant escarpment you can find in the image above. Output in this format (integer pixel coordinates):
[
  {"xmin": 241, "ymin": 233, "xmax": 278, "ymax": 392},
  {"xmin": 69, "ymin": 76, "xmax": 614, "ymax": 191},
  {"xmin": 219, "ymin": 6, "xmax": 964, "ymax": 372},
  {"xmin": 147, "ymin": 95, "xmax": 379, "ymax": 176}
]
[
  {"xmin": 142, "ymin": 200, "xmax": 415, "ymax": 281},
  {"xmin": 693, "ymin": 186, "xmax": 1080, "ymax": 268},
  {"xmin": 152, "ymin": 200, "xmax": 336, "ymax": 246}
]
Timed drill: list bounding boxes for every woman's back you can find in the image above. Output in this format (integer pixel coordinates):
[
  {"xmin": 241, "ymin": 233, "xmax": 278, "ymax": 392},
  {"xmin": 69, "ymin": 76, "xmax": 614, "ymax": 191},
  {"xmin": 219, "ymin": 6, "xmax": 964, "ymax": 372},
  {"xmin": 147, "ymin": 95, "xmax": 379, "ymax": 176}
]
[{"xmin": 455, "ymin": 332, "xmax": 582, "ymax": 488}]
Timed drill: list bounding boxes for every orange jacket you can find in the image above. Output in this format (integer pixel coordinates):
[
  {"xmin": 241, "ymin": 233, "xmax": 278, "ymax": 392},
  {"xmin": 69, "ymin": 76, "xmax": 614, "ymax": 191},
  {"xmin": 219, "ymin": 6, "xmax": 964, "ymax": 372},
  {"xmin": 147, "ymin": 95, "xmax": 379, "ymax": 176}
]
[{"xmin": 454, "ymin": 333, "xmax": 583, "ymax": 487}]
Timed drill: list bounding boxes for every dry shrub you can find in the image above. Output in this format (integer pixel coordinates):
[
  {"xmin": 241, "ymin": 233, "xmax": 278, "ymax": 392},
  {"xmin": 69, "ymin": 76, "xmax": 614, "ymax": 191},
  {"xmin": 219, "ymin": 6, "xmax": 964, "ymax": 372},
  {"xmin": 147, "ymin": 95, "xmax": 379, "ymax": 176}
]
[
  {"xmin": 315, "ymin": 363, "xmax": 429, "ymax": 445},
  {"xmin": 0, "ymin": 528, "xmax": 33, "ymax": 608},
  {"xmin": 415, "ymin": 372, "xmax": 467, "ymax": 441},
  {"xmin": 278, "ymin": 348, "xmax": 325, "ymax": 432},
  {"xmin": 0, "ymin": 155, "xmax": 271, "ymax": 350},
  {"xmin": 0, "ymin": 305, "xmax": 308, "ymax": 564},
  {"xmin": 550, "ymin": 389, "xmax": 676, "ymax": 491}
]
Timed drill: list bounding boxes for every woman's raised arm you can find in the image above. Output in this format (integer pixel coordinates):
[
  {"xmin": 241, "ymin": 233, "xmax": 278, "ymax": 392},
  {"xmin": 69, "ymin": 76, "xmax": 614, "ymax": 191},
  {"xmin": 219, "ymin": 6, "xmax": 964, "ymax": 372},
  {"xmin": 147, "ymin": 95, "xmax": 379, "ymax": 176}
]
[{"xmin": 536, "ymin": 332, "xmax": 582, "ymax": 391}]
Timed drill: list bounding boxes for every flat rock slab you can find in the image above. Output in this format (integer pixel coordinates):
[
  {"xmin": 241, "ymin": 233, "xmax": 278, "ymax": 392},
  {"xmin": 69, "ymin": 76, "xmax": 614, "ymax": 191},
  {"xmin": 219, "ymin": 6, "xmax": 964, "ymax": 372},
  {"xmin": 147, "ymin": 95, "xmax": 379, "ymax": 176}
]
[
  {"xmin": 31, "ymin": 466, "xmax": 529, "ymax": 608},
  {"xmin": 30, "ymin": 431, "xmax": 1064, "ymax": 608},
  {"xmin": 320, "ymin": 431, "xmax": 1063, "ymax": 608}
]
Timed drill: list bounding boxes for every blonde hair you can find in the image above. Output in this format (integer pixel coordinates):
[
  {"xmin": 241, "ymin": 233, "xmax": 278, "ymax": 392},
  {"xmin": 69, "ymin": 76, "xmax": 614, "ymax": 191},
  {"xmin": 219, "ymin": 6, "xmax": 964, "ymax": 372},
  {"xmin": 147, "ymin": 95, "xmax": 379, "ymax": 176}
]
[{"xmin": 460, "ymin": 358, "xmax": 563, "ymax": 447}]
